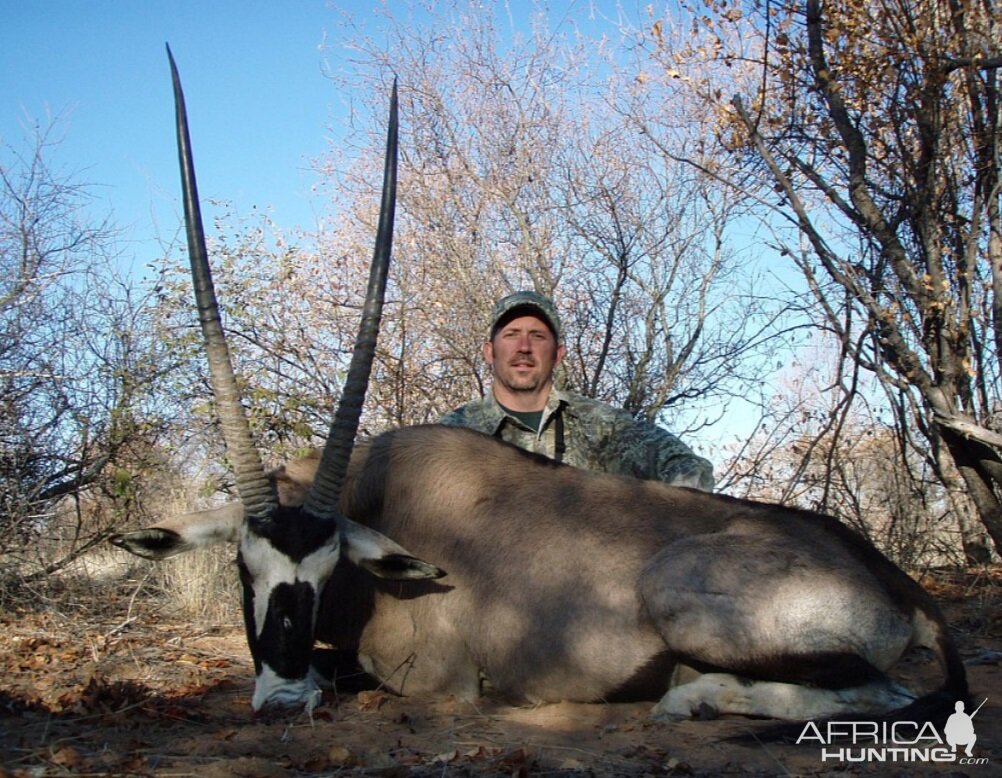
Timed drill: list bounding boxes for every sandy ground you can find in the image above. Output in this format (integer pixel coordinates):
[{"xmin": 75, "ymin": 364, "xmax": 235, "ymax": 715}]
[{"xmin": 2, "ymin": 569, "xmax": 1001, "ymax": 777}]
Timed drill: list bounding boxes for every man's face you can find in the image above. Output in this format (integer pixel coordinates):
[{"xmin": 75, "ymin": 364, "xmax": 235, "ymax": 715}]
[{"xmin": 484, "ymin": 313, "xmax": 565, "ymax": 395}]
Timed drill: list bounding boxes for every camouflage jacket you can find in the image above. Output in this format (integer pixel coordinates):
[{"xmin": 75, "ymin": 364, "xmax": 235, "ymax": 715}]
[{"xmin": 439, "ymin": 389, "xmax": 714, "ymax": 490}]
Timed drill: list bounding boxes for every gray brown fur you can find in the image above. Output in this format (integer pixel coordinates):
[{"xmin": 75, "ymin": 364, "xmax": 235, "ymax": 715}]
[{"xmin": 273, "ymin": 424, "xmax": 966, "ymax": 710}]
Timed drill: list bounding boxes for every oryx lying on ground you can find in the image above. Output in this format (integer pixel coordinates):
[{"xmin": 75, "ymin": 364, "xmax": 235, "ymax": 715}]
[
  {"xmin": 115, "ymin": 426, "xmax": 969, "ymax": 720},
  {"xmin": 111, "ymin": 49, "xmax": 968, "ymax": 720}
]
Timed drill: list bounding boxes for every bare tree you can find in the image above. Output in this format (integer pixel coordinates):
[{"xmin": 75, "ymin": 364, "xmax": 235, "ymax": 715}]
[
  {"xmin": 0, "ymin": 120, "xmax": 173, "ymax": 584},
  {"xmin": 635, "ymin": 0, "xmax": 1001, "ymax": 561},
  {"xmin": 308, "ymin": 1, "xmax": 788, "ymax": 439},
  {"xmin": 726, "ymin": 335, "xmax": 965, "ymax": 568}
]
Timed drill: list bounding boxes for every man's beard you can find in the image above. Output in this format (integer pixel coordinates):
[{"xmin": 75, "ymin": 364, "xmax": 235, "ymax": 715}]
[
  {"xmin": 504, "ymin": 360, "xmax": 543, "ymax": 392},
  {"xmin": 508, "ymin": 375, "xmax": 542, "ymax": 391}
]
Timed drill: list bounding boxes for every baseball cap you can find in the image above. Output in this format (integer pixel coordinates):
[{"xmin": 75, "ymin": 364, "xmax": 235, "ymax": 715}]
[{"xmin": 489, "ymin": 291, "xmax": 562, "ymax": 340}]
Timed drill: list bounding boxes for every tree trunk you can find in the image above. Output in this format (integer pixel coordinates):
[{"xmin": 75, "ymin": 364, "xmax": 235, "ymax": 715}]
[
  {"xmin": 937, "ymin": 445, "xmax": 995, "ymax": 565},
  {"xmin": 940, "ymin": 426, "xmax": 1002, "ymax": 556}
]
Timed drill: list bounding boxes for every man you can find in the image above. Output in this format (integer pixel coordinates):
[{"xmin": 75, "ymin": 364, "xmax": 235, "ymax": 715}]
[{"xmin": 440, "ymin": 291, "xmax": 714, "ymax": 490}]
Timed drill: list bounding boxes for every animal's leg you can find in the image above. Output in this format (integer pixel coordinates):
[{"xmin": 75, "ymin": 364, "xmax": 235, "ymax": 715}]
[
  {"xmin": 357, "ymin": 602, "xmax": 482, "ymax": 699},
  {"xmin": 639, "ymin": 533, "xmax": 916, "ymax": 718},
  {"xmin": 651, "ymin": 673, "xmax": 917, "ymax": 721},
  {"xmin": 357, "ymin": 642, "xmax": 482, "ymax": 699},
  {"xmin": 310, "ymin": 648, "xmax": 379, "ymax": 693}
]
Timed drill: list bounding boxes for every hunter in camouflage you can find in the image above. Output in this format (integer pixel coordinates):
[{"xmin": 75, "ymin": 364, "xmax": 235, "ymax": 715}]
[{"xmin": 439, "ymin": 291, "xmax": 714, "ymax": 491}]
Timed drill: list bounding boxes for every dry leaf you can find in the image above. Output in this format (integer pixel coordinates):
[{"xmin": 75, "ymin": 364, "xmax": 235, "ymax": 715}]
[
  {"xmin": 356, "ymin": 689, "xmax": 389, "ymax": 710},
  {"xmin": 327, "ymin": 745, "xmax": 359, "ymax": 767},
  {"xmin": 50, "ymin": 745, "xmax": 83, "ymax": 768}
]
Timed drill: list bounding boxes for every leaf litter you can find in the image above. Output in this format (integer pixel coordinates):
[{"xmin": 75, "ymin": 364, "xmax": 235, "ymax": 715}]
[{"xmin": 2, "ymin": 569, "xmax": 1002, "ymax": 776}]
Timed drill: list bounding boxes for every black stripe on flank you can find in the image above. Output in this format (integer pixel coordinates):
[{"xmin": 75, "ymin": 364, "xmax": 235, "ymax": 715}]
[{"xmin": 675, "ymin": 650, "xmax": 887, "ymax": 690}]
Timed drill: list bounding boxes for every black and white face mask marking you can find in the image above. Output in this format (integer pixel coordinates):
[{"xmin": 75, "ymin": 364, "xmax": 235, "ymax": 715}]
[{"xmin": 237, "ymin": 514, "xmax": 341, "ymax": 710}]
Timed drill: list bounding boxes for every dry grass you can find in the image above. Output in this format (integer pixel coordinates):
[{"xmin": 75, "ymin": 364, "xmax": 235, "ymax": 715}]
[{"xmin": 154, "ymin": 545, "xmax": 241, "ymax": 622}]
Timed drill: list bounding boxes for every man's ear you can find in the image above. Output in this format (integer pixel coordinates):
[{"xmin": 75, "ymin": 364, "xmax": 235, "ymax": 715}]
[
  {"xmin": 483, "ymin": 339, "xmax": 495, "ymax": 367},
  {"xmin": 555, "ymin": 342, "xmax": 566, "ymax": 367},
  {"xmin": 340, "ymin": 518, "xmax": 446, "ymax": 580}
]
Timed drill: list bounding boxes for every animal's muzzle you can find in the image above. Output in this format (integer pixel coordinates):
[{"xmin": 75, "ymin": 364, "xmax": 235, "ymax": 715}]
[{"xmin": 251, "ymin": 665, "xmax": 323, "ymax": 712}]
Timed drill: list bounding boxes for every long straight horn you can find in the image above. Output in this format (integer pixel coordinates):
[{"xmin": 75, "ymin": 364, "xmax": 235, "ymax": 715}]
[
  {"xmin": 303, "ymin": 80, "xmax": 398, "ymax": 519},
  {"xmin": 167, "ymin": 44, "xmax": 276, "ymax": 520}
]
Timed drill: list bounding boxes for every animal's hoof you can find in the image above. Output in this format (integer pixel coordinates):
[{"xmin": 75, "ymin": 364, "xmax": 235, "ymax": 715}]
[
  {"xmin": 695, "ymin": 701, "xmax": 719, "ymax": 720},
  {"xmin": 649, "ymin": 699, "xmax": 692, "ymax": 722},
  {"xmin": 650, "ymin": 692, "xmax": 720, "ymax": 722},
  {"xmin": 649, "ymin": 709, "xmax": 688, "ymax": 722}
]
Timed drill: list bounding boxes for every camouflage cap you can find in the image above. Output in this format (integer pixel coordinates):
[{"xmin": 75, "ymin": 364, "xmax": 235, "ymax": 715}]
[{"xmin": 489, "ymin": 291, "xmax": 562, "ymax": 340}]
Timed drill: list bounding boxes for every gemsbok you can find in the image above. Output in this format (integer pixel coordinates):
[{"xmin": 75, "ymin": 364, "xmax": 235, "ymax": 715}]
[{"xmin": 112, "ymin": 49, "xmax": 969, "ymax": 721}]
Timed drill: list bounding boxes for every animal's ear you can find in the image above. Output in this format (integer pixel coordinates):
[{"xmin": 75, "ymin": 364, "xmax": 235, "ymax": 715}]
[
  {"xmin": 340, "ymin": 518, "xmax": 446, "ymax": 580},
  {"xmin": 110, "ymin": 502, "xmax": 246, "ymax": 560}
]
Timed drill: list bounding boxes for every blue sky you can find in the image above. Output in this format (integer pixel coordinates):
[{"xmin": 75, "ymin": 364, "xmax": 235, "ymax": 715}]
[
  {"xmin": 2, "ymin": 1, "xmax": 630, "ymax": 274},
  {"xmin": 2, "ymin": 1, "xmax": 388, "ymax": 273},
  {"xmin": 1, "ymin": 1, "xmax": 794, "ymax": 450},
  {"xmin": 3, "ymin": 1, "xmax": 650, "ymax": 275}
]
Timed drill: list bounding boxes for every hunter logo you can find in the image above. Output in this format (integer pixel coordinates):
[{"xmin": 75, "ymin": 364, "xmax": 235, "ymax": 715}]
[
  {"xmin": 796, "ymin": 699, "xmax": 989, "ymax": 765},
  {"xmin": 944, "ymin": 699, "xmax": 983, "ymax": 757}
]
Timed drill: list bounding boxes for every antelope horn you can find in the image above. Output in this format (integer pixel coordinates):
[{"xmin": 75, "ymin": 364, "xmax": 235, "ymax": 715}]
[
  {"xmin": 167, "ymin": 44, "xmax": 277, "ymax": 520},
  {"xmin": 303, "ymin": 80, "xmax": 398, "ymax": 519}
]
